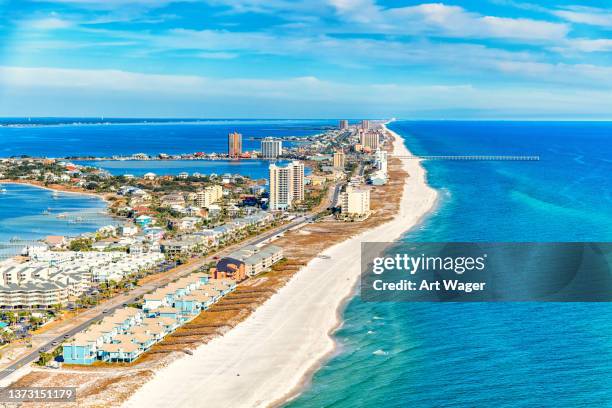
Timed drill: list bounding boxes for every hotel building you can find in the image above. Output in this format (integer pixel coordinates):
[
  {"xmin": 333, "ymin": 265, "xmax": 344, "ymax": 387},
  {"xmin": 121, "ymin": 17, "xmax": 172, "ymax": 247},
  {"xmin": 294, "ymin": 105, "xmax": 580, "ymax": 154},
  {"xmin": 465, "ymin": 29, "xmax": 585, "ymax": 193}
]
[
  {"xmin": 261, "ymin": 137, "xmax": 283, "ymax": 159},
  {"xmin": 228, "ymin": 131, "xmax": 242, "ymax": 158},
  {"xmin": 339, "ymin": 120, "xmax": 348, "ymax": 130},
  {"xmin": 269, "ymin": 161, "xmax": 304, "ymax": 210},
  {"xmin": 361, "ymin": 120, "xmax": 370, "ymax": 130}
]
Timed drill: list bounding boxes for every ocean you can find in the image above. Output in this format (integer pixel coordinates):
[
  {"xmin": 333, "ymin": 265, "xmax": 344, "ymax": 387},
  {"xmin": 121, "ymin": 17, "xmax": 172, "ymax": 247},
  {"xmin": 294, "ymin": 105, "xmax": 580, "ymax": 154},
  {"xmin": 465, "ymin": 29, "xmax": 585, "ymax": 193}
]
[
  {"xmin": 0, "ymin": 118, "xmax": 337, "ymax": 157},
  {"xmin": 285, "ymin": 121, "xmax": 612, "ymax": 407},
  {"xmin": 0, "ymin": 183, "xmax": 116, "ymax": 259}
]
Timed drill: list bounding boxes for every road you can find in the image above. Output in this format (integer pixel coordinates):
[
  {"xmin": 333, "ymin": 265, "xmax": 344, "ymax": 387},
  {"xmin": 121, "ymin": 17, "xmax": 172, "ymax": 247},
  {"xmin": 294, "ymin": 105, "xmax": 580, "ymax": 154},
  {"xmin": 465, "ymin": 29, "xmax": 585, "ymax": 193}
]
[{"xmin": 0, "ymin": 214, "xmax": 316, "ymax": 381}]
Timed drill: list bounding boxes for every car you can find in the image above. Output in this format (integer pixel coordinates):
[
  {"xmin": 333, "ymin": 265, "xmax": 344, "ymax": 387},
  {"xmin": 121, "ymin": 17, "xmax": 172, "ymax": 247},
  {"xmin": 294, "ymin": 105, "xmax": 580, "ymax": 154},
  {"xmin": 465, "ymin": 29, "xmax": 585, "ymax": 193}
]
[
  {"xmin": 64, "ymin": 334, "xmax": 70, "ymax": 338},
  {"xmin": 102, "ymin": 309, "xmax": 109, "ymax": 314},
  {"xmin": 51, "ymin": 341, "xmax": 58, "ymax": 346}
]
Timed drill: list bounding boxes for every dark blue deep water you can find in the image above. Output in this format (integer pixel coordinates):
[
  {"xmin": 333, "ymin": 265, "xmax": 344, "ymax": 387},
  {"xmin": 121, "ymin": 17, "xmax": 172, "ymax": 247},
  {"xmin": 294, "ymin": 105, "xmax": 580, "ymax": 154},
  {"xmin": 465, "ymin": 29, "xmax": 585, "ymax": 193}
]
[
  {"xmin": 286, "ymin": 121, "xmax": 612, "ymax": 408},
  {"xmin": 0, "ymin": 118, "xmax": 336, "ymax": 157}
]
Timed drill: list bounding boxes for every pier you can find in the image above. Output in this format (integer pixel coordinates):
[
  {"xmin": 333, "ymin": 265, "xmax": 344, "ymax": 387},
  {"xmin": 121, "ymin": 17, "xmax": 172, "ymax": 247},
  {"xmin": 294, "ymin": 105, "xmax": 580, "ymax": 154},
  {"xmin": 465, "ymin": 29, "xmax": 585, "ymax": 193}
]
[{"xmin": 392, "ymin": 155, "xmax": 540, "ymax": 161}]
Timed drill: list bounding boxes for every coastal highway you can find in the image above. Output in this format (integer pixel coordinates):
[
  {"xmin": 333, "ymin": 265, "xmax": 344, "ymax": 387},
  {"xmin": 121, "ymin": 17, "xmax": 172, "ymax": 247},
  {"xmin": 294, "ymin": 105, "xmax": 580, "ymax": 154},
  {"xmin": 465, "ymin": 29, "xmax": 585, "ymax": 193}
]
[{"xmin": 0, "ymin": 213, "xmax": 317, "ymax": 382}]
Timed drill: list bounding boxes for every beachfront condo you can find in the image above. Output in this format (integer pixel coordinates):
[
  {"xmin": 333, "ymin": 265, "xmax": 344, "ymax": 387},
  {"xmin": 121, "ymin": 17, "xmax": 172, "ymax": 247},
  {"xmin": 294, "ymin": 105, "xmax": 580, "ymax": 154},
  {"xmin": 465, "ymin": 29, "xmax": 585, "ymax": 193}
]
[{"xmin": 340, "ymin": 186, "xmax": 371, "ymax": 218}]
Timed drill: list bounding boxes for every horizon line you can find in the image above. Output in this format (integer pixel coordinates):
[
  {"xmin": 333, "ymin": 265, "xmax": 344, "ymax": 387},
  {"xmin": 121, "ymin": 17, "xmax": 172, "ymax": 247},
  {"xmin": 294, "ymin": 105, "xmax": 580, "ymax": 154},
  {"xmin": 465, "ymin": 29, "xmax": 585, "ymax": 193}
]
[{"xmin": 2, "ymin": 116, "xmax": 612, "ymax": 122}]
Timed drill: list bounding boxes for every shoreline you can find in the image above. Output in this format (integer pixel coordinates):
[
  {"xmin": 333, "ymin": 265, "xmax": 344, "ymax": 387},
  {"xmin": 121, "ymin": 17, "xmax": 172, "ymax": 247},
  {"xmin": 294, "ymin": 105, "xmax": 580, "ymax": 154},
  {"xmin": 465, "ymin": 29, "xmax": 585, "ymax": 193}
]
[
  {"xmin": 0, "ymin": 181, "xmax": 119, "ymax": 251},
  {"xmin": 274, "ymin": 121, "xmax": 439, "ymax": 407},
  {"xmin": 0, "ymin": 180, "xmax": 112, "ymax": 203},
  {"xmin": 123, "ymin": 122, "xmax": 439, "ymax": 408}
]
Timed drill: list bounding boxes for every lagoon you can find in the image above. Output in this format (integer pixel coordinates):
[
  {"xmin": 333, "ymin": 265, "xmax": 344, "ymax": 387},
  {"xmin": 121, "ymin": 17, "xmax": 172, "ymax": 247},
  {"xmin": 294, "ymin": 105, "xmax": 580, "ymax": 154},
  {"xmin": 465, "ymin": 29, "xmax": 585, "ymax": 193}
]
[{"xmin": 0, "ymin": 183, "xmax": 116, "ymax": 259}]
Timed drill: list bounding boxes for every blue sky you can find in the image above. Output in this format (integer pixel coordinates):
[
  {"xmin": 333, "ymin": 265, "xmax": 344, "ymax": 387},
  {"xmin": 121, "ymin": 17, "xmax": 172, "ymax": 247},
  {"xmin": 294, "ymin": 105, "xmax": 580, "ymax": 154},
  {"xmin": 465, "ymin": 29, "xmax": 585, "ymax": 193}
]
[{"xmin": 1, "ymin": 0, "xmax": 612, "ymax": 118}]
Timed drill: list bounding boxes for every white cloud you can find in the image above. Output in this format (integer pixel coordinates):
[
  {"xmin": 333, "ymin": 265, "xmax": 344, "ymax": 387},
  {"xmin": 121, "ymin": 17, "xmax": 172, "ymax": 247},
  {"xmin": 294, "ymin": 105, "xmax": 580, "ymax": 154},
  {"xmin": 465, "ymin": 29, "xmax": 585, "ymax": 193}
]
[
  {"xmin": 196, "ymin": 51, "xmax": 239, "ymax": 59},
  {"xmin": 31, "ymin": 0, "xmax": 192, "ymax": 9},
  {"xmin": 202, "ymin": 1, "xmax": 569, "ymax": 42},
  {"xmin": 20, "ymin": 17, "xmax": 73, "ymax": 30},
  {"xmin": 2, "ymin": 66, "xmax": 612, "ymax": 119},
  {"xmin": 377, "ymin": 3, "xmax": 568, "ymax": 42},
  {"xmin": 553, "ymin": 6, "xmax": 612, "ymax": 28},
  {"xmin": 559, "ymin": 39, "xmax": 612, "ymax": 53}
]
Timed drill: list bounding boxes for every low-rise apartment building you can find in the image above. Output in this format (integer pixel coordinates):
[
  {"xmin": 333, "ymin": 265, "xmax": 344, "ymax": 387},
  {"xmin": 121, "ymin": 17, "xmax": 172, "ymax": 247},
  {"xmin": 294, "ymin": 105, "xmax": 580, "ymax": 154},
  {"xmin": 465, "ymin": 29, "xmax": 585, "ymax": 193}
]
[{"xmin": 64, "ymin": 274, "xmax": 236, "ymax": 364}]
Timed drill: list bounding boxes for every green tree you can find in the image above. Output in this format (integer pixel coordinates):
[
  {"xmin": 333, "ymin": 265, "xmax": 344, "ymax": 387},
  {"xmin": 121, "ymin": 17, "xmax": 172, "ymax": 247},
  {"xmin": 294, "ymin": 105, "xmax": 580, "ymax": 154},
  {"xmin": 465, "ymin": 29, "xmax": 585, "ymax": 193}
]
[{"xmin": 69, "ymin": 238, "xmax": 93, "ymax": 252}]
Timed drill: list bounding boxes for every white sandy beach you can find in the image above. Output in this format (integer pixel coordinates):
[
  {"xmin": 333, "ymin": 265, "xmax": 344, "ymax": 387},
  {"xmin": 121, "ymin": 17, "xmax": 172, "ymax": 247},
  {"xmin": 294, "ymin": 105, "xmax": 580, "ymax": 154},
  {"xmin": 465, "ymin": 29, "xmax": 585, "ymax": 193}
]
[{"xmin": 123, "ymin": 124, "xmax": 438, "ymax": 408}]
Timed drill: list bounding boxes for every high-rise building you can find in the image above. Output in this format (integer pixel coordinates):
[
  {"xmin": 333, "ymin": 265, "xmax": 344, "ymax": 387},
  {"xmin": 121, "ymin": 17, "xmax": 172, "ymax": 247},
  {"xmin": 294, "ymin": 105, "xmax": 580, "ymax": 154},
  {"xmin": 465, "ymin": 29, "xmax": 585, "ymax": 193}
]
[
  {"xmin": 340, "ymin": 186, "xmax": 371, "ymax": 216},
  {"xmin": 268, "ymin": 160, "xmax": 305, "ymax": 210},
  {"xmin": 333, "ymin": 151, "xmax": 346, "ymax": 170},
  {"xmin": 339, "ymin": 120, "xmax": 348, "ymax": 130},
  {"xmin": 261, "ymin": 137, "xmax": 283, "ymax": 159},
  {"xmin": 360, "ymin": 131, "xmax": 380, "ymax": 150},
  {"xmin": 361, "ymin": 120, "xmax": 370, "ymax": 130},
  {"xmin": 269, "ymin": 163, "xmax": 292, "ymax": 211},
  {"xmin": 228, "ymin": 131, "xmax": 242, "ymax": 158},
  {"xmin": 290, "ymin": 161, "xmax": 304, "ymax": 202}
]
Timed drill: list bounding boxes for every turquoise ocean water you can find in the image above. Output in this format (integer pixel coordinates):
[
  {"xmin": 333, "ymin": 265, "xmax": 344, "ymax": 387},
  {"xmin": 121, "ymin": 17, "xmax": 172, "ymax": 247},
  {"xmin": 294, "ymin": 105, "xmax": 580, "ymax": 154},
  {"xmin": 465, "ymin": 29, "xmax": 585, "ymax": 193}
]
[{"xmin": 285, "ymin": 121, "xmax": 612, "ymax": 408}]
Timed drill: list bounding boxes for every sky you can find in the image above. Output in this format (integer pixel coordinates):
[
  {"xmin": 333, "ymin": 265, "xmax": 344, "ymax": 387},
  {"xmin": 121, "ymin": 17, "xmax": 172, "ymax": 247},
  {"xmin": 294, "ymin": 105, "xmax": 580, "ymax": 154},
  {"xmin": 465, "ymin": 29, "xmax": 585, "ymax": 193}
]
[{"xmin": 1, "ymin": 0, "xmax": 612, "ymax": 119}]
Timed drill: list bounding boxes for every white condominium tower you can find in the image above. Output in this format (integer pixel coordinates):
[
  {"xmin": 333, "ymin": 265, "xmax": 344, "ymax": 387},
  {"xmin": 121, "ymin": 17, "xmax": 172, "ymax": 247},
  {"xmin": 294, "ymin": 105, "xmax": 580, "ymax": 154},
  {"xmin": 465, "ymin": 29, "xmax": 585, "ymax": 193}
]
[
  {"xmin": 269, "ymin": 161, "xmax": 304, "ymax": 210},
  {"xmin": 291, "ymin": 160, "xmax": 304, "ymax": 202},
  {"xmin": 261, "ymin": 137, "xmax": 283, "ymax": 159},
  {"xmin": 340, "ymin": 186, "xmax": 371, "ymax": 216}
]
